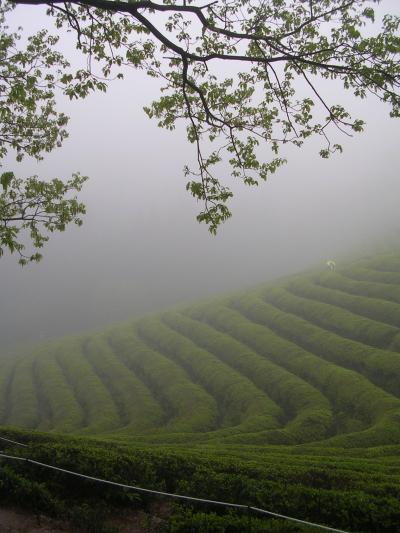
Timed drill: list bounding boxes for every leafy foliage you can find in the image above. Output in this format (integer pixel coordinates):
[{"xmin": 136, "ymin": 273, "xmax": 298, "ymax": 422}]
[
  {"xmin": 10, "ymin": 0, "xmax": 400, "ymax": 234},
  {"xmin": 0, "ymin": 171, "xmax": 87, "ymax": 264},
  {"xmin": 1, "ymin": 434, "xmax": 400, "ymax": 532},
  {"xmin": 0, "ymin": 2, "xmax": 104, "ymax": 263},
  {"xmin": 0, "ymin": 8, "xmax": 67, "ymax": 161}
]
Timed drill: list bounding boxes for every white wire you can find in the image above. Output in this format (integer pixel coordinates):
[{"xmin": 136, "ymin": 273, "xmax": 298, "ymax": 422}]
[
  {"xmin": 0, "ymin": 452, "xmax": 349, "ymax": 533},
  {"xmin": 0, "ymin": 436, "xmax": 27, "ymax": 447}
]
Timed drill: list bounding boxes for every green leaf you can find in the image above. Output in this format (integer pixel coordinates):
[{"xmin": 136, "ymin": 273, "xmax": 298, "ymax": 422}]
[{"xmin": 0, "ymin": 172, "xmax": 14, "ymax": 192}]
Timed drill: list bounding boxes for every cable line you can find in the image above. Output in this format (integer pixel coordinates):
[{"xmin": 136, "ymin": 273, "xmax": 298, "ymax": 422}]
[
  {"xmin": 0, "ymin": 451, "xmax": 349, "ymax": 533},
  {"xmin": 0, "ymin": 436, "xmax": 27, "ymax": 447}
]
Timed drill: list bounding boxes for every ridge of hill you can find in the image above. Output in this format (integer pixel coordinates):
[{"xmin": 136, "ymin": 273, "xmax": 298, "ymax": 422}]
[
  {"xmin": 1, "ymin": 251, "xmax": 400, "ymax": 532},
  {"xmin": 1, "ymin": 251, "xmax": 400, "ymax": 449}
]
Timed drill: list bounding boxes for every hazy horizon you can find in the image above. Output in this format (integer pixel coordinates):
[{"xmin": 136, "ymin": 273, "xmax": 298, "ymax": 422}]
[{"xmin": 1, "ymin": 1, "xmax": 400, "ymax": 350}]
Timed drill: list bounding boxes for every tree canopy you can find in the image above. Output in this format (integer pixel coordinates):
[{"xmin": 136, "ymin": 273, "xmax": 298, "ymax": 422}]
[
  {"xmin": 2, "ymin": 0, "xmax": 400, "ymax": 263},
  {"xmin": 0, "ymin": 3, "xmax": 90, "ymax": 263}
]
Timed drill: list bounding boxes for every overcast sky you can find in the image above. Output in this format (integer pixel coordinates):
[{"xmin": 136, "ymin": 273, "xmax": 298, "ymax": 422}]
[{"xmin": 1, "ymin": 1, "xmax": 400, "ymax": 349}]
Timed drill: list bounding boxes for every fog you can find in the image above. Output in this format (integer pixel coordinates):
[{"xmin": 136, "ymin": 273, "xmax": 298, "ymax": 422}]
[{"xmin": 1, "ymin": 2, "xmax": 400, "ymax": 349}]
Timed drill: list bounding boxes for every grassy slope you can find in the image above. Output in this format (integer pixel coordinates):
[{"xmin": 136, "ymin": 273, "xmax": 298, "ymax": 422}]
[
  {"xmin": 1, "ymin": 251, "xmax": 400, "ymax": 531},
  {"xmin": 1, "ymin": 251, "xmax": 400, "ymax": 446},
  {"xmin": 0, "ymin": 427, "xmax": 399, "ymax": 532}
]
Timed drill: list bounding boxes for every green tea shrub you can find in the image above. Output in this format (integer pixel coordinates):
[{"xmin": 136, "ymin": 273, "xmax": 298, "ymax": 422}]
[
  {"xmin": 314, "ymin": 271, "xmax": 400, "ymax": 306},
  {"xmin": 169, "ymin": 507, "xmax": 303, "ymax": 532},
  {"xmin": 108, "ymin": 324, "xmax": 217, "ymax": 434},
  {"xmin": 228, "ymin": 293, "xmax": 400, "ymax": 444},
  {"xmin": 189, "ymin": 303, "xmax": 333, "ymax": 443},
  {"xmin": 359, "ymin": 255, "xmax": 400, "ymax": 273},
  {"xmin": 343, "ymin": 265, "xmax": 400, "ymax": 285},
  {"xmin": 33, "ymin": 344, "xmax": 83, "ymax": 432},
  {"xmin": 1, "ymin": 436, "xmax": 400, "ymax": 533},
  {"xmin": 266, "ymin": 284, "xmax": 398, "ymax": 349},
  {"xmin": 84, "ymin": 335, "xmax": 161, "ymax": 433},
  {"xmin": 390, "ymin": 333, "xmax": 400, "ymax": 352},
  {"xmin": 163, "ymin": 312, "xmax": 283, "ymax": 430},
  {"xmin": 0, "ymin": 464, "xmax": 59, "ymax": 515},
  {"xmin": 55, "ymin": 338, "xmax": 121, "ymax": 433},
  {"xmin": 257, "ymin": 288, "xmax": 400, "ymax": 397},
  {"xmin": 0, "ymin": 355, "xmax": 17, "ymax": 423},
  {"xmin": 136, "ymin": 316, "xmax": 285, "ymax": 435},
  {"xmin": 288, "ymin": 277, "xmax": 400, "ymax": 337},
  {"xmin": 6, "ymin": 354, "xmax": 39, "ymax": 429},
  {"xmin": 163, "ymin": 311, "xmax": 282, "ymax": 428}
]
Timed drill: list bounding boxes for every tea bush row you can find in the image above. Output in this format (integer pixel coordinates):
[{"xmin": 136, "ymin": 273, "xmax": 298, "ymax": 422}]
[
  {"xmin": 108, "ymin": 324, "xmax": 217, "ymax": 434},
  {"xmin": 289, "ymin": 276, "xmax": 400, "ymax": 337},
  {"xmin": 258, "ymin": 288, "xmax": 400, "ymax": 398},
  {"xmin": 187, "ymin": 303, "xmax": 333, "ymax": 444},
  {"xmin": 267, "ymin": 284, "xmax": 398, "ymax": 349},
  {"xmin": 332, "ymin": 271, "xmax": 400, "ymax": 303},
  {"xmin": 1, "ymin": 436, "xmax": 400, "ymax": 532},
  {"xmin": 33, "ymin": 344, "xmax": 84, "ymax": 433},
  {"xmin": 55, "ymin": 338, "xmax": 122, "ymax": 434},
  {"xmin": 136, "ymin": 316, "xmax": 287, "ymax": 436},
  {"xmin": 225, "ymin": 294, "xmax": 400, "ymax": 446},
  {"xmin": 6, "ymin": 354, "xmax": 39, "ymax": 429},
  {"xmin": 83, "ymin": 335, "xmax": 160, "ymax": 433},
  {"xmin": 343, "ymin": 265, "xmax": 400, "ymax": 285}
]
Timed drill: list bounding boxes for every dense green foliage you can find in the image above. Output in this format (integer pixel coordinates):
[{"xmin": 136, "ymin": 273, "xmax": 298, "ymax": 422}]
[
  {"xmin": 0, "ymin": 4, "xmax": 94, "ymax": 264},
  {"xmin": 0, "ymin": 429, "xmax": 400, "ymax": 532},
  {"xmin": 1, "ymin": 251, "xmax": 400, "ymax": 530},
  {"xmin": 1, "ymin": 251, "xmax": 400, "ymax": 445},
  {"xmin": 3, "ymin": 0, "xmax": 400, "ymax": 243}
]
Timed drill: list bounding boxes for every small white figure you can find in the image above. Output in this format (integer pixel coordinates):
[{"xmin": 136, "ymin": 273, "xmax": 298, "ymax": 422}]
[{"xmin": 326, "ymin": 260, "xmax": 336, "ymax": 271}]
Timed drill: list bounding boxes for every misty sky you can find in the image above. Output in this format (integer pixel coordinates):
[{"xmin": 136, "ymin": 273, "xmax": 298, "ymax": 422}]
[{"xmin": 1, "ymin": 1, "xmax": 400, "ymax": 349}]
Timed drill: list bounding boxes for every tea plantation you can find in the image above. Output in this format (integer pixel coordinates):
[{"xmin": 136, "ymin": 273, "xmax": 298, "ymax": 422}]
[{"xmin": 1, "ymin": 252, "xmax": 400, "ymax": 532}]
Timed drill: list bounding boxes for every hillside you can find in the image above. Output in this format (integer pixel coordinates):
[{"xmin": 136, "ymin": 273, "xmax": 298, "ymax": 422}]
[
  {"xmin": 1, "ymin": 251, "xmax": 400, "ymax": 448},
  {"xmin": 1, "ymin": 251, "xmax": 400, "ymax": 532}
]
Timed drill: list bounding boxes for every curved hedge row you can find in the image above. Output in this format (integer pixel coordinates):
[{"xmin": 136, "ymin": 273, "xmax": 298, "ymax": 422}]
[
  {"xmin": 0, "ymin": 354, "xmax": 17, "ymax": 424},
  {"xmin": 163, "ymin": 310, "xmax": 283, "ymax": 425},
  {"xmin": 188, "ymin": 302, "xmax": 334, "ymax": 443},
  {"xmin": 83, "ymin": 335, "xmax": 162, "ymax": 433},
  {"xmin": 107, "ymin": 324, "xmax": 217, "ymax": 434},
  {"xmin": 161, "ymin": 311, "xmax": 309, "ymax": 444},
  {"xmin": 5, "ymin": 354, "xmax": 39, "ymax": 429},
  {"xmin": 2, "ymin": 251, "xmax": 400, "ymax": 450},
  {"xmin": 282, "ymin": 279, "xmax": 399, "ymax": 347},
  {"xmin": 228, "ymin": 293, "xmax": 400, "ymax": 444},
  {"xmin": 390, "ymin": 333, "xmax": 400, "ymax": 352},
  {"xmin": 358, "ymin": 254, "xmax": 400, "ymax": 273},
  {"xmin": 259, "ymin": 287, "xmax": 400, "ymax": 398},
  {"xmin": 136, "ymin": 315, "xmax": 287, "ymax": 436},
  {"xmin": 294, "ymin": 276, "xmax": 400, "ymax": 332},
  {"xmin": 313, "ymin": 272, "xmax": 400, "ymax": 306},
  {"xmin": 55, "ymin": 338, "xmax": 122, "ymax": 434},
  {"xmin": 343, "ymin": 265, "xmax": 400, "ymax": 285},
  {"xmin": 33, "ymin": 344, "xmax": 84, "ymax": 433}
]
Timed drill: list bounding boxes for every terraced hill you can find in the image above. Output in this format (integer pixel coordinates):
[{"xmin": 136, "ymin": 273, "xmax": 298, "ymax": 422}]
[
  {"xmin": 2, "ymin": 252, "xmax": 400, "ymax": 532},
  {"xmin": 2, "ymin": 251, "xmax": 400, "ymax": 448}
]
